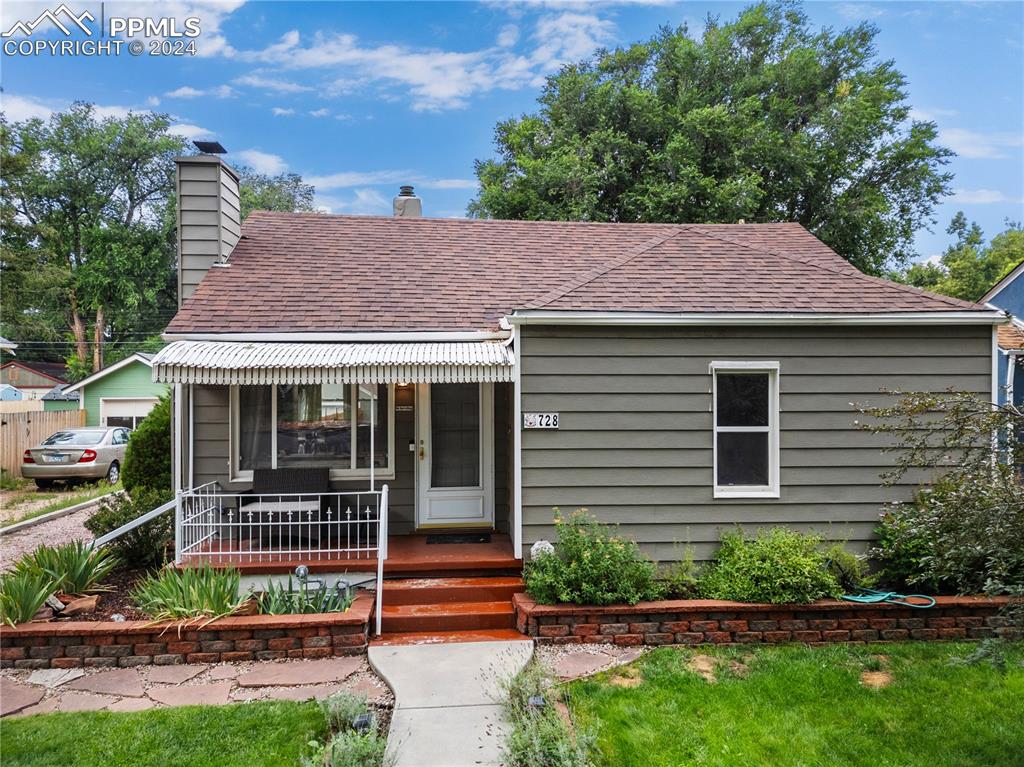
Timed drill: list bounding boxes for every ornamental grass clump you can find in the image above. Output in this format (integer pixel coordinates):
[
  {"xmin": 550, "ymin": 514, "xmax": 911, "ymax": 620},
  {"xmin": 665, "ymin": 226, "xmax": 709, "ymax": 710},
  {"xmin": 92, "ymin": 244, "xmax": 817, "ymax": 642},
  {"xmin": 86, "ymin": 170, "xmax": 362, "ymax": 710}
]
[
  {"xmin": 15, "ymin": 540, "xmax": 118, "ymax": 596},
  {"xmin": 131, "ymin": 564, "xmax": 248, "ymax": 621},
  {"xmin": 524, "ymin": 509, "xmax": 661, "ymax": 606},
  {"xmin": 302, "ymin": 691, "xmax": 387, "ymax": 767},
  {"xmin": 0, "ymin": 569, "xmax": 55, "ymax": 627},
  {"xmin": 699, "ymin": 528, "xmax": 843, "ymax": 604},
  {"xmin": 256, "ymin": 577, "xmax": 354, "ymax": 615}
]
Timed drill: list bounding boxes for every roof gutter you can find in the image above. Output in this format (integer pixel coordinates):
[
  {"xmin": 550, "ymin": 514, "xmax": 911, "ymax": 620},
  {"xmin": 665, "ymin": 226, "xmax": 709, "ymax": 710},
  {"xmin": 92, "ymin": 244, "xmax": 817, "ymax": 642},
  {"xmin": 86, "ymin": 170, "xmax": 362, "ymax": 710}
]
[
  {"xmin": 160, "ymin": 330, "xmax": 513, "ymax": 343},
  {"xmin": 507, "ymin": 310, "xmax": 1007, "ymax": 326}
]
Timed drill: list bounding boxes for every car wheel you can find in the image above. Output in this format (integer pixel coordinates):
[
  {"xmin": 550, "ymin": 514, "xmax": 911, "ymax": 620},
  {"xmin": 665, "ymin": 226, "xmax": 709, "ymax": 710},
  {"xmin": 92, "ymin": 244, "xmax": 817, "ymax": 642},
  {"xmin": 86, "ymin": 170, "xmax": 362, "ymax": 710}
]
[
  {"xmin": 106, "ymin": 461, "xmax": 120, "ymax": 485},
  {"xmin": 34, "ymin": 479, "xmax": 55, "ymax": 489}
]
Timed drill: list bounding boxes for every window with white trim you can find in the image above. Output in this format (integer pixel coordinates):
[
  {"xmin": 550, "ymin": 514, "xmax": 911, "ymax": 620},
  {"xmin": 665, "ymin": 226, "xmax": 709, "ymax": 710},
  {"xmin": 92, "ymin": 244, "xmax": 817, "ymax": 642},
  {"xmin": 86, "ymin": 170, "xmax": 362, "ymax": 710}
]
[
  {"xmin": 231, "ymin": 383, "xmax": 395, "ymax": 480},
  {"xmin": 711, "ymin": 362, "xmax": 780, "ymax": 498}
]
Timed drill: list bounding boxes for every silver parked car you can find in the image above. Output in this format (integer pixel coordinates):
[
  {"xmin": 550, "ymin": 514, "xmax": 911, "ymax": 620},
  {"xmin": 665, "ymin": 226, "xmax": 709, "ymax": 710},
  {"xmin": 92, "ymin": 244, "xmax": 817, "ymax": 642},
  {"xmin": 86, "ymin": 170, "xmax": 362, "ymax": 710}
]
[{"xmin": 22, "ymin": 427, "xmax": 130, "ymax": 488}]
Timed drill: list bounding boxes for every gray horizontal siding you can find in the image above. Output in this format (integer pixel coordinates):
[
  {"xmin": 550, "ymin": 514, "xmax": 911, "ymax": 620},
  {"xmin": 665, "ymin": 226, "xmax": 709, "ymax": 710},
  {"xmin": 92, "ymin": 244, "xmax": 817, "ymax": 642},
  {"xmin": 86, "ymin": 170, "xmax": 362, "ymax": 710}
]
[
  {"xmin": 520, "ymin": 324, "xmax": 992, "ymax": 562},
  {"xmin": 177, "ymin": 160, "xmax": 241, "ymax": 303}
]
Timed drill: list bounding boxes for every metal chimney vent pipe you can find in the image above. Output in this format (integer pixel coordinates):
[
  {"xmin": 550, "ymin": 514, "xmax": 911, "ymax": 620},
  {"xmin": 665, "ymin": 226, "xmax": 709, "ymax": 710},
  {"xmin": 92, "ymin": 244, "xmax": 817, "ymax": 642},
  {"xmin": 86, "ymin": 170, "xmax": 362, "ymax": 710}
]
[{"xmin": 393, "ymin": 185, "xmax": 422, "ymax": 217}]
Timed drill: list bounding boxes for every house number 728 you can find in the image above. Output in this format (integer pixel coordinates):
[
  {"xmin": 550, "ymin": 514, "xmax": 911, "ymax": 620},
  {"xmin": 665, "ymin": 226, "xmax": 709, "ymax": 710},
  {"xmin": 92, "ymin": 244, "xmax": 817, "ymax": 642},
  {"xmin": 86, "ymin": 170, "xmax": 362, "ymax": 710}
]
[{"xmin": 524, "ymin": 412, "xmax": 559, "ymax": 429}]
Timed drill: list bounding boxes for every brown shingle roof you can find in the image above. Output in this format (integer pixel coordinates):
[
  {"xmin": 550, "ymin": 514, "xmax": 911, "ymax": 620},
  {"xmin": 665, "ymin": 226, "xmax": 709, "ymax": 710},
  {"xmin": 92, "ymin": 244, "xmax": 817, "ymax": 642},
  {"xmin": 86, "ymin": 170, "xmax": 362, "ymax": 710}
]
[
  {"xmin": 166, "ymin": 212, "xmax": 986, "ymax": 334},
  {"xmin": 997, "ymin": 323, "xmax": 1024, "ymax": 350}
]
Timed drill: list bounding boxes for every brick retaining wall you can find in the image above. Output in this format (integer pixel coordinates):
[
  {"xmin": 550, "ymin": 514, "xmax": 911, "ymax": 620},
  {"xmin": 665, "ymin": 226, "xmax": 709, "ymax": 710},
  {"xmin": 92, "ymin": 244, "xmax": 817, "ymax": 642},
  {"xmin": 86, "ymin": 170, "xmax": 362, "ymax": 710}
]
[
  {"xmin": 0, "ymin": 593, "xmax": 373, "ymax": 670},
  {"xmin": 514, "ymin": 594, "xmax": 1015, "ymax": 646}
]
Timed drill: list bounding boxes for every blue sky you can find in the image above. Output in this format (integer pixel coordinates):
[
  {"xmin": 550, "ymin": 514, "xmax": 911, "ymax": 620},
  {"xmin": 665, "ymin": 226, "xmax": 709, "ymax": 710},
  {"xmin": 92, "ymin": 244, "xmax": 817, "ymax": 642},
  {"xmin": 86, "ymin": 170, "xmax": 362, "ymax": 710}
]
[{"xmin": 1, "ymin": 0, "xmax": 1021, "ymax": 262}]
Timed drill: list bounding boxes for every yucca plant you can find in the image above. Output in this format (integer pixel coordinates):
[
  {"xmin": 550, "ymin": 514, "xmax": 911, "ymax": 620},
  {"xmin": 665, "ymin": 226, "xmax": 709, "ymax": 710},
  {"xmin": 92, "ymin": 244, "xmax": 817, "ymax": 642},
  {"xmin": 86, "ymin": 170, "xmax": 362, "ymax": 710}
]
[
  {"xmin": 15, "ymin": 541, "xmax": 118, "ymax": 596},
  {"xmin": 0, "ymin": 570, "xmax": 55, "ymax": 627},
  {"xmin": 256, "ymin": 577, "xmax": 354, "ymax": 615},
  {"xmin": 131, "ymin": 565, "xmax": 248, "ymax": 622}
]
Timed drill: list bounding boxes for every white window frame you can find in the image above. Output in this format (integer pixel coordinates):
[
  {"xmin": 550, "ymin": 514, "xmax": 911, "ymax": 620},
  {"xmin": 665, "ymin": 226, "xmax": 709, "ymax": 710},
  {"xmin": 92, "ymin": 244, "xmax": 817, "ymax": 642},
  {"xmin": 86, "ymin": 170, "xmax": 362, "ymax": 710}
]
[
  {"xmin": 230, "ymin": 383, "xmax": 396, "ymax": 483},
  {"xmin": 711, "ymin": 361, "xmax": 780, "ymax": 499}
]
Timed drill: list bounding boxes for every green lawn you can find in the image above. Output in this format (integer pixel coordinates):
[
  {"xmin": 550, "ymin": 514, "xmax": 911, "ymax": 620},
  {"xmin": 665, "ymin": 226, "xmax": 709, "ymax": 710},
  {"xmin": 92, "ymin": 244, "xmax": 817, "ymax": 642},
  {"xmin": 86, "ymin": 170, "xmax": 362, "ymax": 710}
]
[
  {"xmin": 568, "ymin": 643, "xmax": 1024, "ymax": 767},
  {"xmin": 0, "ymin": 700, "xmax": 326, "ymax": 767}
]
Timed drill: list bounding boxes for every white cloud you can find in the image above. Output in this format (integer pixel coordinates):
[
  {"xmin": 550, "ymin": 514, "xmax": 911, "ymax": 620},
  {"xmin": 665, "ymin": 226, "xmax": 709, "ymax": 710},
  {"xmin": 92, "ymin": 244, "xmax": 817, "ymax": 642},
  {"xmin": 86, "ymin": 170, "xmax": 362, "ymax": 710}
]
[
  {"xmin": 309, "ymin": 108, "xmax": 330, "ymax": 117},
  {"xmin": 950, "ymin": 188, "xmax": 1020, "ymax": 204},
  {"xmin": 0, "ymin": 93, "xmax": 134, "ymax": 121},
  {"xmin": 306, "ymin": 170, "xmax": 476, "ymax": 191},
  {"xmin": 940, "ymin": 127, "xmax": 1024, "ymax": 159},
  {"xmin": 271, "ymin": 106, "xmax": 296, "ymax": 116},
  {"xmin": 909, "ymin": 106, "xmax": 959, "ymax": 122},
  {"xmin": 315, "ymin": 188, "xmax": 390, "ymax": 215},
  {"xmin": 234, "ymin": 149, "xmax": 287, "ymax": 174},
  {"xmin": 233, "ymin": 74, "xmax": 313, "ymax": 93},
  {"xmin": 100, "ymin": 1, "xmax": 247, "ymax": 58},
  {"xmin": 497, "ymin": 24, "xmax": 519, "ymax": 47},
  {"xmin": 165, "ymin": 85, "xmax": 234, "ymax": 99},
  {"xmin": 231, "ymin": 10, "xmax": 615, "ymax": 111},
  {"xmin": 169, "ymin": 122, "xmax": 214, "ymax": 140},
  {"xmin": 146, "ymin": 96, "xmax": 161, "ymax": 107},
  {"xmin": 833, "ymin": 3, "xmax": 887, "ymax": 20}
]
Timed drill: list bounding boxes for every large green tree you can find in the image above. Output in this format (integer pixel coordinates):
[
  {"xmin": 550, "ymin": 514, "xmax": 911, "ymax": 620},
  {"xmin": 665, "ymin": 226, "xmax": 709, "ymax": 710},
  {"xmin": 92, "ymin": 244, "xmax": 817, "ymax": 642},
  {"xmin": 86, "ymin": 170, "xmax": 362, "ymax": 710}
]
[
  {"xmin": 902, "ymin": 213, "xmax": 1024, "ymax": 301},
  {"xmin": 237, "ymin": 168, "xmax": 315, "ymax": 220},
  {"xmin": 470, "ymin": 2, "xmax": 953, "ymax": 275},
  {"xmin": 1, "ymin": 103, "xmax": 187, "ymax": 373}
]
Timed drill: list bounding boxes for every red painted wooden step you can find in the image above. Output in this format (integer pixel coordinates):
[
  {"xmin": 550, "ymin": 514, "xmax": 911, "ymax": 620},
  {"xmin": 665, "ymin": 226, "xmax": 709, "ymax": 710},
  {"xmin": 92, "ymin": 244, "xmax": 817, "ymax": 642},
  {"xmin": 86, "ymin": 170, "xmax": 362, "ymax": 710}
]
[
  {"xmin": 382, "ymin": 577, "xmax": 524, "ymax": 606},
  {"xmin": 380, "ymin": 601, "xmax": 516, "ymax": 633}
]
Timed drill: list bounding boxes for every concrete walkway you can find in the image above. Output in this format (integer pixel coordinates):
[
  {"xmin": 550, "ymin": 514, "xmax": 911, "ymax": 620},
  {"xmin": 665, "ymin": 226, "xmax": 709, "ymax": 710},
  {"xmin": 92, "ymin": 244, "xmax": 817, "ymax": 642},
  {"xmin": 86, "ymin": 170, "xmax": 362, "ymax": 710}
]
[{"xmin": 369, "ymin": 640, "xmax": 533, "ymax": 767}]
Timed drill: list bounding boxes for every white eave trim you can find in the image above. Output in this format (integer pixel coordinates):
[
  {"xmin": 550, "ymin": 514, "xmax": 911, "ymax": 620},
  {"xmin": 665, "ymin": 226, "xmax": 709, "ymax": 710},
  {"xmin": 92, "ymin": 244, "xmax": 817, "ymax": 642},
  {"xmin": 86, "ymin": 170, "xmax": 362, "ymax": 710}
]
[
  {"xmin": 161, "ymin": 330, "xmax": 512, "ymax": 342},
  {"xmin": 63, "ymin": 353, "xmax": 154, "ymax": 394},
  {"xmin": 507, "ymin": 310, "xmax": 1006, "ymax": 326}
]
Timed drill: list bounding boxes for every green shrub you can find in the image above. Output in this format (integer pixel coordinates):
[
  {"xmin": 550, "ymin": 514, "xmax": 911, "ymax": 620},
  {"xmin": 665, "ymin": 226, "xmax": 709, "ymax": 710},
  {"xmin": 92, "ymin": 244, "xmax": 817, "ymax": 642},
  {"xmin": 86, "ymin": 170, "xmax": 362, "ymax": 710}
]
[
  {"xmin": 15, "ymin": 541, "xmax": 117, "ymax": 595},
  {"xmin": 524, "ymin": 509, "xmax": 661, "ymax": 606},
  {"xmin": 302, "ymin": 691, "xmax": 387, "ymax": 767},
  {"xmin": 871, "ymin": 470, "xmax": 1024, "ymax": 595},
  {"xmin": 121, "ymin": 393, "xmax": 171, "ymax": 496},
  {"xmin": 501, "ymin": 661, "xmax": 594, "ymax": 767},
  {"xmin": 85, "ymin": 486, "xmax": 173, "ymax": 569},
  {"xmin": 131, "ymin": 565, "xmax": 247, "ymax": 621},
  {"xmin": 658, "ymin": 546, "xmax": 700, "ymax": 598},
  {"xmin": 823, "ymin": 543, "xmax": 875, "ymax": 593},
  {"xmin": 256, "ymin": 578, "xmax": 354, "ymax": 615},
  {"xmin": 0, "ymin": 569, "xmax": 55, "ymax": 627},
  {"xmin": 699, "ymin": 528, "xmax": 843, "ymax": 604}
]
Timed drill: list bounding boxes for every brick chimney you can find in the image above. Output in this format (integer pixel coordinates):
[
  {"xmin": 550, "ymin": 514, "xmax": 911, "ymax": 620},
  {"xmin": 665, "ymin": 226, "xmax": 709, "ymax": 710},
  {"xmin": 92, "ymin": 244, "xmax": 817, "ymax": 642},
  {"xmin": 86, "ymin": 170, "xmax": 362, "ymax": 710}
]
[
  {"xmin": 393, "ymin": 185, "xmax": 422, "ymax": 218},
  {"xmin": 174, "ymin": 148, "xmax": 241, "ymax": 306}
]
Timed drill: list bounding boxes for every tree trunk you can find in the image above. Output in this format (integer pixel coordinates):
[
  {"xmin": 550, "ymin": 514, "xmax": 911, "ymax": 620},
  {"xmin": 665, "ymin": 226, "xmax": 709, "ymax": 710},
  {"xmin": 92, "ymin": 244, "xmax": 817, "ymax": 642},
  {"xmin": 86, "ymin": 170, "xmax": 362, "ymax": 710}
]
[
  {"xmin": 69, "ymin": 293, "xmax": 89, "ymax": 366},
  {"xmin": 92, "ymin": 305, "xmax": 105, "ymax": 372}
]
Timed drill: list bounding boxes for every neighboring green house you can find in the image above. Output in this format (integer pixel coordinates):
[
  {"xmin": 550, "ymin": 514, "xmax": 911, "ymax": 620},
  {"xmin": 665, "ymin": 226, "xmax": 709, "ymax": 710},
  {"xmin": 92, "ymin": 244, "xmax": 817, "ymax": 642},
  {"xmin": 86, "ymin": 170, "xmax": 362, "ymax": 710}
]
[
  {"xmin": 42, "ymin": 384, "xmax": 79, "ymax": 411},
  {"xmin": 64, "ymin": 353, "xmax": 168, "ymax": 428}
]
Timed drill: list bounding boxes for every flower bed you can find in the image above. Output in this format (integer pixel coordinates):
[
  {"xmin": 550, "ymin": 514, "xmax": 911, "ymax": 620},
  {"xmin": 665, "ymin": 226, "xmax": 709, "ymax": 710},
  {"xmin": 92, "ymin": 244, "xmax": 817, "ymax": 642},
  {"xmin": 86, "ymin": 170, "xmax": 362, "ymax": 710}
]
[
  {"xmin": 0, "ymin": 592, "xmax": 374, "ymax": 670},
  {"xmin": 513, "ymin": 593, "xmax": 1014, "ymax": 646}
]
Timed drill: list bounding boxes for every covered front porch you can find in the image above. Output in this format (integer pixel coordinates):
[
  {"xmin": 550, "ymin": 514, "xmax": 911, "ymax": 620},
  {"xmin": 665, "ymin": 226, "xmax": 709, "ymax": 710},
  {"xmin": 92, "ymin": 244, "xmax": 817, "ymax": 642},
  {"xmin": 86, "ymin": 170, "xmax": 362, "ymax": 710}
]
[{"xmin": 154, "ymin": 339, "xmax": 522, "ymax": 576}]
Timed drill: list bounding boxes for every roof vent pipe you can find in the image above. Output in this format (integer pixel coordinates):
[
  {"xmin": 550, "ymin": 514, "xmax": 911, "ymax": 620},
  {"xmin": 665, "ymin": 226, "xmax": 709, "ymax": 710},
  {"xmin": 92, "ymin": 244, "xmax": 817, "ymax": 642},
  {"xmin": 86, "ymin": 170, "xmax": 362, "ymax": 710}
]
[{"xmin": 393, "ymin": 185, "xmax": 422, "ymax": 218}]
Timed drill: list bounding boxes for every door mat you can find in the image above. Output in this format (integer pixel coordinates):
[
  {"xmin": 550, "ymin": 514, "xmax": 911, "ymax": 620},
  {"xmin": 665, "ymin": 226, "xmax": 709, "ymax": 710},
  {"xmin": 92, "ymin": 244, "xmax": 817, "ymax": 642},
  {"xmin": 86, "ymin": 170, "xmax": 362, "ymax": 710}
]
[{"xmin": 426, "ymin": 533, "xmax": 492, "ymax": 545}]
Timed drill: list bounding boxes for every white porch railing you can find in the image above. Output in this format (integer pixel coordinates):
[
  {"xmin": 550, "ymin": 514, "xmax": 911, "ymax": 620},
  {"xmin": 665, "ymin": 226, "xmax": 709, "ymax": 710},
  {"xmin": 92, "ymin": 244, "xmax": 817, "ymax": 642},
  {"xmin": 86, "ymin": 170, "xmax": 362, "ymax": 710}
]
[{"xmin": 176, "ymin": 482, "xmax": 389, "ymax": 634}]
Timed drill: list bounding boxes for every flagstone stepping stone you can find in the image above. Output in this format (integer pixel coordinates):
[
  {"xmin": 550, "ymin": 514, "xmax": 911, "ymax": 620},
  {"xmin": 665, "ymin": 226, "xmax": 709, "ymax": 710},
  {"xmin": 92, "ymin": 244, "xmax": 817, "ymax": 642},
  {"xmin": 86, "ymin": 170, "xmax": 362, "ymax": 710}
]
[
  {"xmin": 206, "ymin": 665, "xmax": 241, "ymax": 681},
  {"xmin": 107, "ymin": 697, "xmax": 156, "ymax": 713},
  {"xmin": 344, "ymin": 676, "xmax": 389, "ymax": 703},
  {"xmin": 13, "ymin": 697, "xmax": 59, "ymax": 718},
  {"xmin": 147, "ymin": 664, "xmax": 205, "ymax": 684},
  {"xmin": 147, "ymin": 682, "xmax": 233, "ymax": 707},
  {"xmin": 0, "ymin": 678, "xmax": 45, "ymax": 717},
  {"xmin": 259, "ymin": 683, "xmax": 343, "ymax": 702},
  {"xmin": 27, "ymin": 668, "xmax": 86, "ymax": 688},
  {"xmin": 59, "ymin": 692, "xmax": 119, "ymax": 712},
  {"xmin": 236, "ymin": 657, "xmax": 361, "ymax": 688},
  {"xmin": 551, "ymin": 651, "xmax": 614, "ymax": 680},
  {"xmin": 66, "ymin": 668, "xmax": 145, "ymax": 697}
]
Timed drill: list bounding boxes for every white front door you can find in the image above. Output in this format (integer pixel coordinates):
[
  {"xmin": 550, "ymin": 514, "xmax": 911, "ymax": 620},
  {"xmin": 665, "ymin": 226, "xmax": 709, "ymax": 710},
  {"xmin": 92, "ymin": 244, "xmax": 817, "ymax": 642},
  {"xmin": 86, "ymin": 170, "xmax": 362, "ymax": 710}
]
[{"xmin": 416, "ymin": 382, "xmax": 494, "ymax": 528}]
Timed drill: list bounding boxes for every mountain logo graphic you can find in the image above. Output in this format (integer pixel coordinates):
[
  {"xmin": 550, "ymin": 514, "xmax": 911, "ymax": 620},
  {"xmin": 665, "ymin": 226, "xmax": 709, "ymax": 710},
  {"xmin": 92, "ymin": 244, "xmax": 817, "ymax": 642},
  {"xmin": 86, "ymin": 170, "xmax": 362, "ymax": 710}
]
[{"xmin": 2, "ymin": 4, "xmax": 95, "ymax": 38}]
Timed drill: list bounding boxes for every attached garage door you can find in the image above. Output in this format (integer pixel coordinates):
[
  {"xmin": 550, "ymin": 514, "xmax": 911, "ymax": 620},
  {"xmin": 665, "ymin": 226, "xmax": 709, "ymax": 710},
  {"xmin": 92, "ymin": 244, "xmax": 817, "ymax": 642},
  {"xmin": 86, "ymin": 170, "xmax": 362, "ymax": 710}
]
[{"xmin": 100, "ymin": 398, "xmax": 159, "ymax": 429}]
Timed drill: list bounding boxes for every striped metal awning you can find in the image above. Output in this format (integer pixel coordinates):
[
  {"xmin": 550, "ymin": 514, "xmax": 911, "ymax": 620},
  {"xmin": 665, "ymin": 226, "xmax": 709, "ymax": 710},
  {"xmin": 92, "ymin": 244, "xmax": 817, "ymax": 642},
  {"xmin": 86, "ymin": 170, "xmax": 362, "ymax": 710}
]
[{"xmin": 152, "ymin": 341, "xmax": 515, "ymax": 385}]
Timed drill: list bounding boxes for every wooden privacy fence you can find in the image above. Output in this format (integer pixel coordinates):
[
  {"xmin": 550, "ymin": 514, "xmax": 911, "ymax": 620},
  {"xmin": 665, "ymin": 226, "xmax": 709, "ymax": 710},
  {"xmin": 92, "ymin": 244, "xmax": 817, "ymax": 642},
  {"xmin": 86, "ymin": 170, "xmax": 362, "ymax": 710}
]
[{"xmin": 0, "ymin": 409, "xmax": 86, "ymax": 477}]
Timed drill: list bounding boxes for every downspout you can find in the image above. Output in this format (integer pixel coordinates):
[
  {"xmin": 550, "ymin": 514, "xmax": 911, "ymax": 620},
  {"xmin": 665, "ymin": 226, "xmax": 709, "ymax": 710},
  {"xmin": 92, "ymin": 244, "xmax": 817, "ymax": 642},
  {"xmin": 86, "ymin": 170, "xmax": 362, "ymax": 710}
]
[{"xmin": 501, "ymin": 317, "xmax": 523, "ymax": 560}]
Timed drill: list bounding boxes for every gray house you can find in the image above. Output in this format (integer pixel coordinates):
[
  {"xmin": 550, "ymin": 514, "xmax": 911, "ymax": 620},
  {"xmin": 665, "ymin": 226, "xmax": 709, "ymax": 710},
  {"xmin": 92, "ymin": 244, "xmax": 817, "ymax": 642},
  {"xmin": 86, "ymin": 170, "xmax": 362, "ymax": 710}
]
[{"xmin": 153, "ymin": 151, "xmax": 1001, "ymax": 634}]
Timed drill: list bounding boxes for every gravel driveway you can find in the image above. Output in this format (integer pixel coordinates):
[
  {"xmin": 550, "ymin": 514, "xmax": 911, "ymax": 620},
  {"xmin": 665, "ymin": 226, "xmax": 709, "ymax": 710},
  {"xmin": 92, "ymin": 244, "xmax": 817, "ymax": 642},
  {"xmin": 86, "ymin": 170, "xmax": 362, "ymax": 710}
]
[{"xmin": 0, "ymin": 505, "xmax": 98, "ymax": 570}]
